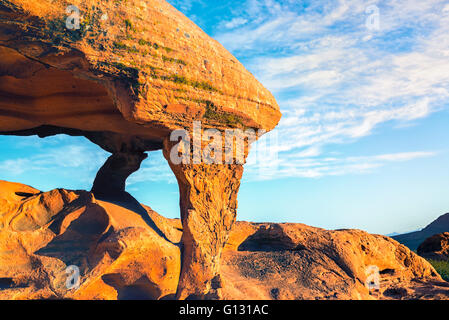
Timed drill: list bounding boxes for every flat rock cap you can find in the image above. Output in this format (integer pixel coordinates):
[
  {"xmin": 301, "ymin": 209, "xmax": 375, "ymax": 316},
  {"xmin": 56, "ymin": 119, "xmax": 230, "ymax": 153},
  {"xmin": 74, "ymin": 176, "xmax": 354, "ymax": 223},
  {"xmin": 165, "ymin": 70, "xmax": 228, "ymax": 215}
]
[{"xmin": 0, "ymin": 0, "xmax": 281, "ymax": 140}]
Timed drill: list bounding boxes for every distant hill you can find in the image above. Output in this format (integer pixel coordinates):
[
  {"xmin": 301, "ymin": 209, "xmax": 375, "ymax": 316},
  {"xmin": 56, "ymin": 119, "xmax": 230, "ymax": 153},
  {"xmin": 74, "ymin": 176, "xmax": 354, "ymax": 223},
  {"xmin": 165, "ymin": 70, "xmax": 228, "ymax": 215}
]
[
  {"xmin": 393, "ymin": 213, "xmax": 449, "ymax": 251},
  {"xmin": 386, "ymin": 232, "xmax": 401, "ymax": 237}
]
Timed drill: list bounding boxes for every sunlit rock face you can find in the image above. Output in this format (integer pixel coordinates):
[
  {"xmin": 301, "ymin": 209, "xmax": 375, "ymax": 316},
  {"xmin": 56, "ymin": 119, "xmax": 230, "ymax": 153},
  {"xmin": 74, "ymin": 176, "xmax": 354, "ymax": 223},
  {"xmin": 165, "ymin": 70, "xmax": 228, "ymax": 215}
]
[
  {"xmin": 1, "ymin": 182, "xmax": 448, "ymax": 301},
  {"xmin": 0, "ymin": 0, "xmax": 281, "ymax": 136},
  {"xmin": 0, "ymin": 181, "xmax": 182, "ymax": 300},
  {"xmin": 0, "ymin": 0, "xmax": 281, "ymax": 299}
]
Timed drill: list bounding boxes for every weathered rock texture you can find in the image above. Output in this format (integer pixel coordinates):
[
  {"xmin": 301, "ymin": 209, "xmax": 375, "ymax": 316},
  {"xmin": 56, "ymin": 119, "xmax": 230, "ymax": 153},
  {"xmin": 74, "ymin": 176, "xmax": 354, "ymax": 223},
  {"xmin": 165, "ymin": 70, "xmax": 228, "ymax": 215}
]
[
  {"xmin": 418, "ymin": 233, "xmax": 449, "ymax": 261},
  {"xmin": 163, "ymin": 139, "xmax": 245, "ymax": 299},
  {"xmin": 0, "ymin": 0, "xmax": 281, "ymax": 298},
  {"xmin": 0, "ymin": 0, "xmax": 280, "ymax": 133},
  {"xmin": 222, "ymin": 223, "xmax": 449, "ymax": 300},
  {"xmin": 1, "ymin": 181, "xmax": 449, "ymax": 300},
  {"xmin": 0, "ymin": 181, "xmax": 181, "ymax": 300},
  {"xmin": 91, "ymin": 151, "xmax": 148, "ymax": 200}
]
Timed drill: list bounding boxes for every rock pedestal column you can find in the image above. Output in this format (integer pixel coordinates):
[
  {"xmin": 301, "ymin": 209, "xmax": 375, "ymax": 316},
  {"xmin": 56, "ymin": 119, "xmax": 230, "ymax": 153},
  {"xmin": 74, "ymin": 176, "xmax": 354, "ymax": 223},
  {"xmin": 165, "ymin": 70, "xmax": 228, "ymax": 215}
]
[
  {"xmin": 91, "ymin": 151, "xmax": 148, "ymax": 200},
  {"xmin": 163, "ymin": 138, "xmax": 245, "ymax": 300}
]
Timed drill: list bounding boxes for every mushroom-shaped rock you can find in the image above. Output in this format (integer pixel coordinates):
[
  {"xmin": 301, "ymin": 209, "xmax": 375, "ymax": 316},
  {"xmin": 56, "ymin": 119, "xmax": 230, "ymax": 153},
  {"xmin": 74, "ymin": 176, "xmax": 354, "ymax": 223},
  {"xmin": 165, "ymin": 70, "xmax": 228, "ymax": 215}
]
[{"xmin": 0, "ymin": 0, "xmax": 281, "ymax": 299}]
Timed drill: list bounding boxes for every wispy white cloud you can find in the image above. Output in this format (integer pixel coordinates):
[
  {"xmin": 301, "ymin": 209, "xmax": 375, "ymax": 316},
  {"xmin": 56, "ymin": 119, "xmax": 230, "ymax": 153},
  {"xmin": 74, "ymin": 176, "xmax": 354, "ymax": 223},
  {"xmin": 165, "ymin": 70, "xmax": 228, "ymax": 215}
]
[
  {"xmin": 127, "ymin": 151, "xmax": 176, "ymax": 185},
  {"xmin": 210, "ymin": 0, "xmax": 448, "ymax": 180},
  {"xmin": 220, "ymin": 17, "xmax": 248, "ymax": 29},
  {"xmin": 1, "ymin": 1, "xmax": 445, "ymax": 187},
  {"xmin": 245, "ymin": 149, "xmax": 437, "ymax": 180},
  {"xmin": 168, "ymin": 0, "xmax": 204, "ymax": 13},
  {"xmin": 0, "ymin": 140, "xmax": 107, "ymax": 184}
]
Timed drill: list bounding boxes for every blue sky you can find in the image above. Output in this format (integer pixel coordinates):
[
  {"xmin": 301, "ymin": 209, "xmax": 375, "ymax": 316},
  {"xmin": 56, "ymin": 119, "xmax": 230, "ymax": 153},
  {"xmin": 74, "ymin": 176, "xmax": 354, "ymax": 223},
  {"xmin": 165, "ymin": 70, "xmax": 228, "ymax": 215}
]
[{"xmin": 1, "ymin": 0, "xmax": 449, "ymax": 235}]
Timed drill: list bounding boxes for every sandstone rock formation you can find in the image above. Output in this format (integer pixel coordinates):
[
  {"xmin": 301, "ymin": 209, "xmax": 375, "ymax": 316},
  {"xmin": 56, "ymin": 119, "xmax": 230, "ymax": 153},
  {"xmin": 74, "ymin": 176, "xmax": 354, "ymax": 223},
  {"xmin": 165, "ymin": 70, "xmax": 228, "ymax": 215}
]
[
  {"xmin": 91, "ymin": 151, "xmax": 148, "ymax": 201},
  {"xmin": 1, "ymin": 181, "xmax": 449, "ymax": 300},
  {"xmin": 0, "ymin": 180, "xmax": 181, "ymax": 299},
  {"xmin": 4, "ymin": 0, "xmax": 446, "ymax": 301},
  {"xmin": 0, "ymin": 0, "xmax": 281, "ymax": 298},
  {"xmin": 162, "ymin": 138, "xmax": 246, "ymax": 299},
  {"xmin": 417, "ymin": 233, "xmax": 449, "ymax": 261},
  {"xmin": 223, "ymin": 223, "xmax": 449, "ymax": 300}
]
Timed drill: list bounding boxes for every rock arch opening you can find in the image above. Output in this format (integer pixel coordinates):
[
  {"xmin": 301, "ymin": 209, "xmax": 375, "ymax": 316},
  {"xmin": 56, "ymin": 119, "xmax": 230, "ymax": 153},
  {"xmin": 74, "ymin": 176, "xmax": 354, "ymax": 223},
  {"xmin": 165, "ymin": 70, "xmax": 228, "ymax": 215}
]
[
  {"xmin": 0, "ymin": 134, "xmax": 109, "ymax": 191},
  {"xmin": 0, "ymin": 46, "xmax": 165, "ymax": 197},
  {"xmin": 0, "ymin": 46, "xmax": 164, "ymax": 138}
]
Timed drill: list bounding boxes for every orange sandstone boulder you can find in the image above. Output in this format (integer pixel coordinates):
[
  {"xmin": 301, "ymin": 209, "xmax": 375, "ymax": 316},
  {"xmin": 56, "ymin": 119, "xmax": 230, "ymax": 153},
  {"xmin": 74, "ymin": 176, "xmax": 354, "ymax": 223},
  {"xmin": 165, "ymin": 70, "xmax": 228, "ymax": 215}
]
[
  {"xmin": 0, "ymin": 0, "xmax": 281, "ymax": 135},
  {"xmin": 1, "ymin": 181, "xmax": 449, "ymax": 300},
  {"xmin": 0, "ymin": 181, "xmax": 181, "ymax": 300},
  {"xmin": 222, "ymin": 223, "xmax": 448, "ymax": 300},
  {"xmin": 418, "ymin": 233, "xmax": 449, "ymax": 261}
]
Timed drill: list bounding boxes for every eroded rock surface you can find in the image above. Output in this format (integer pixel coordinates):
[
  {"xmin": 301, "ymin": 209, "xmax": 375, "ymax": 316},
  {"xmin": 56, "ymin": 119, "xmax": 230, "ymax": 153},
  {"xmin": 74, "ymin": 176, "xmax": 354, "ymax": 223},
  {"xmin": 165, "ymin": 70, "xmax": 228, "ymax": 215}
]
[
  {"xmin": 0, "ymin": 0, "xmax": 281, "ymax": 298},
  {"xmin": 163, "ymin": 138, "xmax": 245, "ymax": 299},
  {"xmin": 91, "ymin": 151, "xmax": 148, "ymax": 200},
  {"xmin": 223, "ymin": 223, "xmax": 449, "ymax": 300},
  {"xmin": 0, "ymin": 181, "xmax": 181, "ymax": 300},
  {"xmin": 418, "ymin": 233, "xmax": 449, "ymax": 261},
  {"xmin": 1, "ymin": 181, "xmax": 449, "ymax": 300},
  {"xmin": 0, "ymin": 0, "xmax": 281, "ymax": 134}
]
